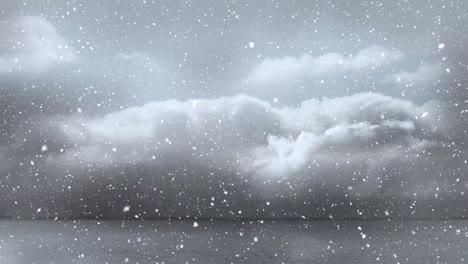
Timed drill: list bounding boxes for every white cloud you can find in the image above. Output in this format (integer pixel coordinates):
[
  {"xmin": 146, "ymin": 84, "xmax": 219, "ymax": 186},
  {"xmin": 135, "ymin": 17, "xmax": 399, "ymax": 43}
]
[
  {"xmin": 248, "ymin": 46, "xmax": 403, "ymax": 85},
  {"xmin": 385, "ymin": 63, "xmax": 440, "ymax": 85},
  {"xmin": 47, "ymin": 93, "xmax": 434, "ymax": 169},
  {"xmin": 0, "ymin": 16, "xmax": 78, "ymax": 74},
  {"xmin": 2, "ymin": 93, "xmax": 463, "ymax": 219}
]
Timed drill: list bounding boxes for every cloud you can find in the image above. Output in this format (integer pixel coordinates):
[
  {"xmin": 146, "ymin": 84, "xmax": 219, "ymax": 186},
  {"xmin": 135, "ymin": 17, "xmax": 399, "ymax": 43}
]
[
  {"xmin": 0, "ymin": 16, "xmax": 78, "ymax": 74},
  {"xmin": 0, "ymin": 2, "xmax": 465, "ymax": 222},
  {"xmin": 248, "ymin": 46, "xmax": 403, "ymax": 85},
  {"xmin": 1, "ymin": 93, "xmax": 465, "ymax": 219},
  {"xmin": 385, "ymin": 63, "xmax": 441, "ymax": 85},
  {"xmin": 35, "ymin": 93, "xmax": 440, "ymax": 170}
]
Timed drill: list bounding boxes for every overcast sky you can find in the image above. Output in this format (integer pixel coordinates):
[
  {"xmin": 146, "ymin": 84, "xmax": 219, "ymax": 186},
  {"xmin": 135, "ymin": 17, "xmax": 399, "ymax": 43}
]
[{"xmin": 0, "ymin": 0, "xmax": 467, "ymax": 219}]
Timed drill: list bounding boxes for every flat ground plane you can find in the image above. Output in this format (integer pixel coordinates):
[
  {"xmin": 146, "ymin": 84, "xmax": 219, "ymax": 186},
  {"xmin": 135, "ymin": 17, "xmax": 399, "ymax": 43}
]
[{"xmin": 1, "ymin": 219, "xmax": 467, "ymax": 263}]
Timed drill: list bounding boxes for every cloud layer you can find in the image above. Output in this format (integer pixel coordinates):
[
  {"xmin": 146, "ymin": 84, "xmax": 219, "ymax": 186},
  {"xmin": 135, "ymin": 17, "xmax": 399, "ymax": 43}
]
[
  {"xmin": 0, "ymin": 11, "xmax": 466, "ymax": 220},
  {"xmin": 1, "ymin": 93, "xmax": 466, "ymax": 219}
]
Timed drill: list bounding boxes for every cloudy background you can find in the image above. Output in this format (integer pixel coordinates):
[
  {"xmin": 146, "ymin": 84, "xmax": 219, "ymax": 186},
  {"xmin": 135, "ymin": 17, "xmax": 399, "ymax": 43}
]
[{"xmin": 0, "ymin": 0, "xmax": 467, "ymax": 219}]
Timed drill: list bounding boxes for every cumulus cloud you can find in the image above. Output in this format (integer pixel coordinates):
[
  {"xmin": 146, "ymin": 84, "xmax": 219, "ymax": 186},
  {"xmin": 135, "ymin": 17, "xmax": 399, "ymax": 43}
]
[
  {"xmin": 1, "ymin": 93, "xmax": 465, "ymax": 219},
  {"xmin": 248, "ymin": 46, "xmax": 403, "ymax": 85},
  {"xmin": 0, "ymin": 16, "xmax": 77, "ymax": 74}
]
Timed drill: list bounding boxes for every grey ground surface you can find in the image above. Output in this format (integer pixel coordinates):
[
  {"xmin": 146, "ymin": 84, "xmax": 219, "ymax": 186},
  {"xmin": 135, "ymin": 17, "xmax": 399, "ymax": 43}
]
[{"xmin": 0, "ymin": 219, "xmax": 467, "ymax": 264}]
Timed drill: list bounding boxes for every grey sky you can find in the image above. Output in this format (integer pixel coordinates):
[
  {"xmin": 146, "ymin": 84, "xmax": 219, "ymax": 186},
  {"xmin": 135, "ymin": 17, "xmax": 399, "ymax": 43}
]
[
  {"xmin": 1, "ymin": 0, "xmax": 466, "ymax": 101},
  {"xmin": 0, "ymin": 0, "xmax": 467, "ymax": 219}
]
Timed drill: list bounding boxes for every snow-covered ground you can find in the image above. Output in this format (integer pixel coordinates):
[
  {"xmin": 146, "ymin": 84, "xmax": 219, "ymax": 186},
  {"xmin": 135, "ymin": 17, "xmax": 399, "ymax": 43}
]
[{"xmin": 1, "ymin": 219, "xmax": 467, "ymax": 263}]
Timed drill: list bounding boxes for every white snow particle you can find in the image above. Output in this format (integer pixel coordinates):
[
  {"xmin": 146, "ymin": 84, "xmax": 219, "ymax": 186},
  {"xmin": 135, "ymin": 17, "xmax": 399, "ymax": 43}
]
[
  {"xmin": 193, "ymin": 221, "xmax": 199, "ymax": 228},
  {"xmin": 248, "ymin": 42, "xmax": 255, "ymax": 48},
  {"xmin": 123, "ymin": 206, "xmax": 130, "ymax": 212},
  {"xmin": 438, "ymin": 43, "xmax": 445, "ymax": 49},
  {"xmin": 41, "ymin": 145, "xmax": 48, "ymax": 152}
]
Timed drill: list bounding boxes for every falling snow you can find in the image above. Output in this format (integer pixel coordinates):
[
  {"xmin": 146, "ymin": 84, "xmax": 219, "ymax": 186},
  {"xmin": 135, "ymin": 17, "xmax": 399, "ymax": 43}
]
[{"xmin": 0, "ymin": 0, "xmax": 467, "ymax": 263}]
